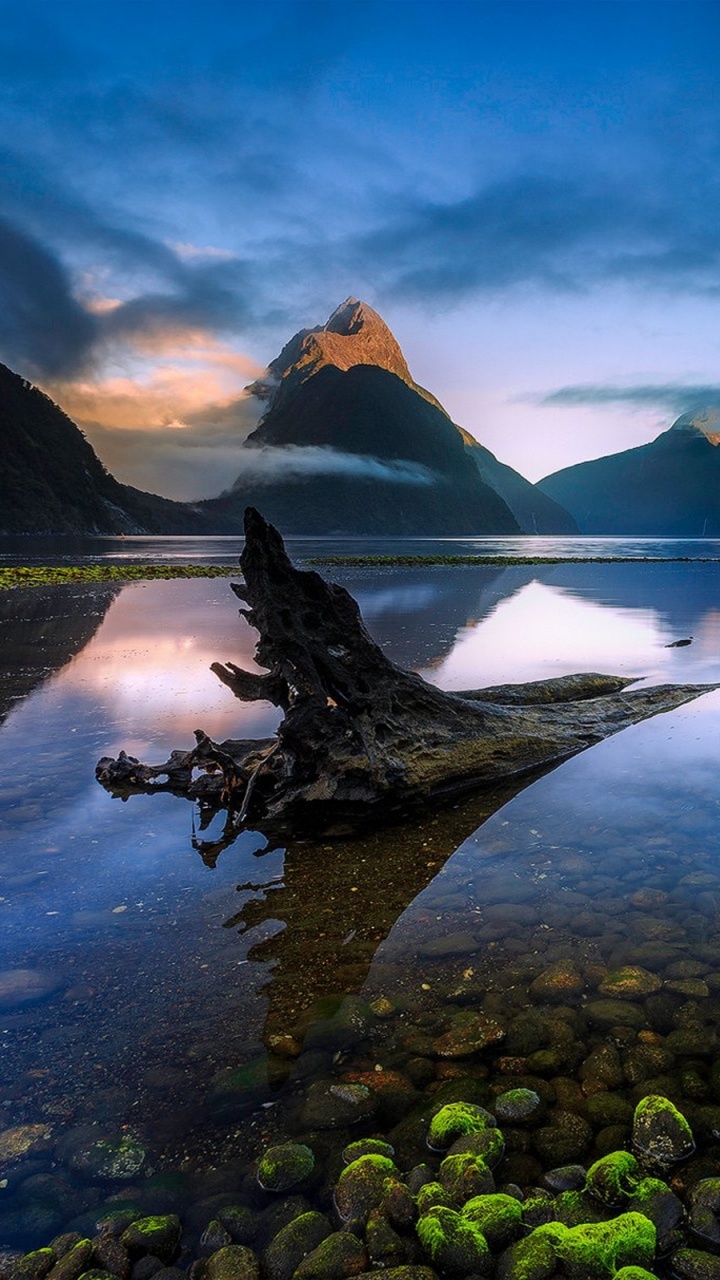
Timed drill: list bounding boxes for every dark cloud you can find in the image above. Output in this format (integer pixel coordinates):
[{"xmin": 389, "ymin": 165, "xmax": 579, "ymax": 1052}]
[
  {"xmin": 536, "ymin": 384, "xmax": 720, "ymax": 416},
  {"xmin": 0, "ymin": 216, "xmax": 98, "ymax": 376}
]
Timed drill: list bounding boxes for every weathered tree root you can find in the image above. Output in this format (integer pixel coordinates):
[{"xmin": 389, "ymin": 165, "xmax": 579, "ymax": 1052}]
[{"xmin": 96, "ymin": 507, "xmax": 719, "ymax": 838}]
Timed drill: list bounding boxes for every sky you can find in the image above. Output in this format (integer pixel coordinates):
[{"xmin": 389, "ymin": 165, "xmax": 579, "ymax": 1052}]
[{"xmin": 2, "ymin": 0, "xmax": 720, "ymax": 498}]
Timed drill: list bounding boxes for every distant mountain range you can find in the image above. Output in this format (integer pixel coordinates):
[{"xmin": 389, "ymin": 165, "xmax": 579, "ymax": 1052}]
[{"xmin": 539, "ymin": 409, "xmax": 720, "ymax": 536}]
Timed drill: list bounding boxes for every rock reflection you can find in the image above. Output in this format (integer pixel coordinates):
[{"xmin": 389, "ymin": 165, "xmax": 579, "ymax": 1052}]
[{"xmin": 224, "ymin": 774, "xmax": 551, "ymax": 1059}]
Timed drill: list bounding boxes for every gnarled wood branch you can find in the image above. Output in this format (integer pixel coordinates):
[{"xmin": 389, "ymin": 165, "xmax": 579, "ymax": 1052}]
[{"xmin": 96, "ymin": 507, "xmax": 719, "ymax": 838}]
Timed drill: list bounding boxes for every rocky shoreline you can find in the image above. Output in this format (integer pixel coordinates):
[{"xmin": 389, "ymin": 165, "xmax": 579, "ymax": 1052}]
[{"xmin": 4, "ymin": 1090, "xmax": 720, "ymax": 1280}]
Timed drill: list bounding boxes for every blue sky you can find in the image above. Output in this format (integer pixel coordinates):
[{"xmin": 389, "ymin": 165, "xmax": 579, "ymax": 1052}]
[{"xmin": 2, "ymin": 0, "xmax": 720, "ymax": 497}]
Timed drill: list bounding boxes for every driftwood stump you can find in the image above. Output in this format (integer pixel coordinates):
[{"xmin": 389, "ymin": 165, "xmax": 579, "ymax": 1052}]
[{"xmin": 96, "ymin": 507, "xmax": 718, "ymax": 839}]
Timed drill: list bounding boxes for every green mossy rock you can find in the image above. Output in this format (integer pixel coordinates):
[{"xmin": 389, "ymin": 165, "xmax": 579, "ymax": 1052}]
[
  {"xmin": 13, "ymin": 1249, "xmax": 55, "ymax": 1280},
  {"xmin": 415, "ymin": 1181, "xmax": 454, "ymax": 1215},
  {"xmin": 584, "ymin": 1151, "xmax": 641, "ymax": 1205},
  {"xmin": 598, "ymin": 967, "xmax": 662, "ymax": 999},
  {"xmin": 497, "ymin": 1229, "xmax": 557, "ymax": 1280},
  {"xmin": 438, "ymin": 1151, "xmax": 495, "ymax": 1203},
  {"xmin": 341, "ymin": 1139, "xmax": 394, "ymax": 1163},
  {"xmin": 632, "ymin": 1094, "xmax": 695, "ymax": 1170},
  {"xmin": 46, "ymin": 1241, "xmax": 93, "ymax": 1280},
  {"xmin": 530, "ymin": 1212, "xmax": 656, "ymax": 1278},
  {"xmin": 257, "ymin": 1144, "xmax": 315, "ymax": 1193},
  {"xmin": 416, "ymin": 1205, "xmax": 490, "ymax": 1275},
  {"xmin": 613, "ymin": 1269, "xmax": 661, "ymax": 1280},
  {"xmin": 462, "ymin": 1193, "xmax": 523, "ymax": 1248},
  {"xmin": 427, "ymin": 1102, "xmax": 495, "ymax": 1151},
  {"xmin": 292, "ymin": 1231, "xmax": 368, "ymax": 1280},
  {"xmin": 262, "ymin": 1212, "xmax": 331, "ymax": 1280},
  {"xmin": 334, "ymin": 1154, "xmax": 400, "ymax": 1226},
  {"xmin": 204, "ymin": 1244, "xmax": 260, "ymax": 1280},
  {"xmin": 670, "ymin": 1247, "xmax": 720, "ymax": 1279},
  {"xmin": 121, "ymin": 1216, "xmax": 181, "ymax": 1264}
]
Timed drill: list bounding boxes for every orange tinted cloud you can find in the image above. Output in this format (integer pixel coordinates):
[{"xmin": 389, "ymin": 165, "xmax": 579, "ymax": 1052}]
[{"xmin": 41, "ymin": 326, "xmax": 266, "ymax": 499}]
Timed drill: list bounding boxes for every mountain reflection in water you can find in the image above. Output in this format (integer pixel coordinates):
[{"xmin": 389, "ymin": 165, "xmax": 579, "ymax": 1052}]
[{"xmin": 1, "ymin": 549, "xmax": 720, "ymax": 1249}]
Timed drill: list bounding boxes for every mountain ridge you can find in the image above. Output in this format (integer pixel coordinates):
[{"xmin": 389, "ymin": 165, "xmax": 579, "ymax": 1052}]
[{"xmin": 538, "ymin": 407, "xmax": 720, "ymax": 535}]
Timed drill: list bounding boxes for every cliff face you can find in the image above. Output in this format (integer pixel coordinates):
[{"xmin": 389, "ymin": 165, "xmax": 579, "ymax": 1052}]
[{"xmin": 538, "ymin": 408, "xmax": 720, "ymax": 536}]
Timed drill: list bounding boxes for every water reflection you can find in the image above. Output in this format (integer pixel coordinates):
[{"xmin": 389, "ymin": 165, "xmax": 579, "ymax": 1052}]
[
  {"xmin": 2, "ymin": 556, "xmax": 720, "ymax": 1247},
  {"xmin": 0, "ymin": 584, "xmax": 119, "ymax": 725}
]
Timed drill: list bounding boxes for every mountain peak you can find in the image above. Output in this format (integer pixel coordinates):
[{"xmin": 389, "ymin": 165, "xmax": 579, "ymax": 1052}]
[
  {"xmin": 670, "ymin": 406, "xmax": 720, "ymax": 445},
  {"xmin": 246, "ymin": 296, "xmax": 449, "ymax": 415},
  {"xmin": 324, "ymin": 296, "xmax": 379, "ymax": 336}
]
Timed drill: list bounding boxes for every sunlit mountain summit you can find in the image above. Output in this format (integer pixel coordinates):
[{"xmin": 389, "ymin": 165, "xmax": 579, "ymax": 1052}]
[
  {"xmin": 539, "ymin": 406, "xmax": 720, "ymax": 536},
  {"xmin": 205, "ymin": 297, "xmax": 576, "ymax": 535}
]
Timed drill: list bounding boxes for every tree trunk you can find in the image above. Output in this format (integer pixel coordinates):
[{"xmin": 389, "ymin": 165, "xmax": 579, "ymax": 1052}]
[{"xmin": 96, "ymin": 507, "xmax": 718, "ymax": 839}]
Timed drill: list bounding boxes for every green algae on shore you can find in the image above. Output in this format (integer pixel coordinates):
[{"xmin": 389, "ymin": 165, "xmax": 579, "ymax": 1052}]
[
  {"xmin": 0, "ymin": 564, "xmax": 234, "ymax": 591},
  {"xmin": 308, "ymin": 553, "xmax": 720, "ymax": 567}
]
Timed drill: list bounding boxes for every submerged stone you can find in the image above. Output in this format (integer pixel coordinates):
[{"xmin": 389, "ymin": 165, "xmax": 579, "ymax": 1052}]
[
  {"xmin": 529, "ymin": 960, "xmax": 583, "ymax": 1001},
  {"xmin": 598, "ymin": 967, "xmax": 662, "ymax": 999},
  {"xmin": 688, "ymin": 1178, "xmax": 720, "ymax": 1249},
  {"xmin": 494, "ymin": 1088, "xmax": 541, "ymax": 1124},
  {"xmin": 670, "ymin": 1247, "xmax": 720, "ymax": 1279},
  {"xmin": 300, "ymin": 1081, "xmax": 377, "ymax": 1129},
  {"xmin": 432, "ymin": 1012, "xmax": 505, "ymax": 1057},
  {"xmin": 204, "ymin": 1245, "xmax": 259, "ymax": 1280},
  {"xmin": 0, "ymin": 968, "xmax": 65, "ymax": 1009}
]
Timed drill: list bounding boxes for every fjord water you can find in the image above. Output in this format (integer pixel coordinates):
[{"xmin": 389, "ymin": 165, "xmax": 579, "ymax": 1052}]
[{"xmin": 1, "ymin": 539, "xmax": 720, "ymax": 1249}]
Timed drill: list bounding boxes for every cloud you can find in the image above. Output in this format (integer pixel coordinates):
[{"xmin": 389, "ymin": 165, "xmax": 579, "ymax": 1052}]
[
  {"xmin": 0, "ymin": 216, "xmax": 98, "ymax": 375},
  {"xmin": 227, "ymin": 445, "xmax": 438, "ymax": 489},
  {"xmin": 535, "ymin": 383, "xmax": 720, "ymax": 416}
]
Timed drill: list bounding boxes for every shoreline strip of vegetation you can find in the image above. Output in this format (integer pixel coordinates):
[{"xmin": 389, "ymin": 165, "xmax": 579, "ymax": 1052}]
[
  {"xmin": 309, "ymin": 553, "xmax": 720, "ymax": 567},
  {"xmin": 0, "ymin": 564, "xmax": 234, "ymax": 590},
  {"xmin": 2, "ymin": 553, "xmax": 720, "ymax": 590}
]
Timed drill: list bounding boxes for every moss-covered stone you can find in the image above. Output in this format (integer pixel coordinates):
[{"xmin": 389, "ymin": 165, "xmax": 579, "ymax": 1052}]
[
  {"xmin": 415, "ymin": 1181, "xmax": 454, "ymax": 1215},
  {"xmin": 341, "ymin": 1139, "xmax": 394, "ymax": 1163},
  {"xmin": 446, "ymin": 1125, "xmax": 505, "ymax": 1167},
  {"xmin": 497, "ymin": 1229, "xmax": 557, "ymax": 1280},
  {"xmin": 628, "ymin": 1177, "xmax": 684, "ymax": 1253},
  {"xmin": 335, "ymin": 1155, "xmax": 400, "ymax": 1227},
  {"xmin": 256, "ymin": 1143, "xmax": 315, "ymax": 1193},
  {"xmin": 612, "ymin": 1269, "xmax": 661, "ymax": 1280},
  {"xmin": 670, "ymin": 1247, "xmax": 720, "ymax": 1279},
  {"xmin": 462, "ymin": 1193, "xmax": 523, "ymax": 1248},
  {"xmin": 262, "ymin": 1212, "xmax": 331, "ymax": 1280},
  {"xmin": 204, "ymin": 1244, "xmax": 259, "ymax": 1280},
  {"xmin": 46, "ymin": 1240, "xmax": 94, "ymax": 1280},
  {"xmin": 292, "ymin": 1231, "xmax": 368, "ymax": 1280},
  {"xmin": 632, "ymin": 1094, "xmax": 695, "ymax": 1170},
  {"xmin": 427, "ymin": 1101, "xmax": 495, "ymax": 1151},
  {"xmin": 584, "ymin": 1151, "xmax": 641, "ymax": 1205},
  {"xmin": 598, "ymin": 967, "xmax": 662, "ymax": 999},
  {"xmin": 365, "ymin": 1208, "xmax": 408, "ymax": 1268},
  {"xmin": 530, "ymin": 1212, "xmax": 656, "ymax": 1278},
  {"xmin": 416, "ymin": 1206, "xmax": 490, "ymax": 1274},
  {"xmin": 120, "ymin": 1216, "xmax": 181, "ymax": 1263},
  {"xmin": 13, "ymin": 1249, "xmax": 56, "ymax": 1280},
  {"xmin": 438, "ymin": 1151, "xmax": 495, "ymax": 1203}
]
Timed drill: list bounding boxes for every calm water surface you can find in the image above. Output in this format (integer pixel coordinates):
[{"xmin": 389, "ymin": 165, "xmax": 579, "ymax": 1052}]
[{"xmin": 1, "ymin": 539, "xmax": 720, "ymax": 1250}]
